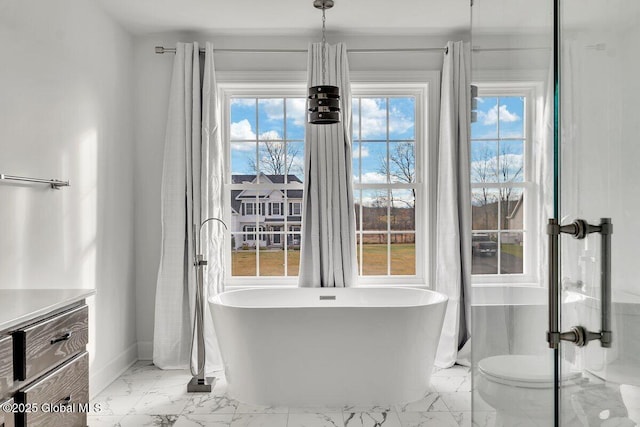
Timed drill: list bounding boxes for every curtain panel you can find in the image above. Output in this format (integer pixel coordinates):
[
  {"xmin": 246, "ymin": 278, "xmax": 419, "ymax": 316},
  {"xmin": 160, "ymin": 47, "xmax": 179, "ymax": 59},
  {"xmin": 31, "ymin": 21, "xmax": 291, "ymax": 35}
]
[
  {"xmin": 434, "ymin": 41, "xmax": 472, "ymax": 368},
  {"xmin": 154, "ymin": 42, "xmax": 224, "ymax": 374},
  {"xmin": 298, "ymin": 42, "xmax": 357, "ymax": 288}
]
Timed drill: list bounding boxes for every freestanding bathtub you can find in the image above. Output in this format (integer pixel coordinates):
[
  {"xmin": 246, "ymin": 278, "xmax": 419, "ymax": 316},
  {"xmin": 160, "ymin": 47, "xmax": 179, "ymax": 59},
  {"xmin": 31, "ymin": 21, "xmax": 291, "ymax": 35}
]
[{"xmin": 209, "ymin": 287, "xmax": 448, "ymax": 406}]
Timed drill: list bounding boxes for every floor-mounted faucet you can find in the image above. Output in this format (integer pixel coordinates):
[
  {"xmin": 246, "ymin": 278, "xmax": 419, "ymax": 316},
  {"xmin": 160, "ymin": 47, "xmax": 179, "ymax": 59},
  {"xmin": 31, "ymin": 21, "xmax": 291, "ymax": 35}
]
[{"xmin": 188, "ymin": 217, "xmax": 227, "ymax": 393}]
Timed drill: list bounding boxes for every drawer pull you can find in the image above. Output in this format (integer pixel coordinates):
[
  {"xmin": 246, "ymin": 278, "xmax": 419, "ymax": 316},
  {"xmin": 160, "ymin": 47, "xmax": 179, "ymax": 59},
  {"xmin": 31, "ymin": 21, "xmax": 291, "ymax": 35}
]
[
  {"xmin": 50, "ymin": 332, "xmax": 72, "ymax": 345},
  {"xmin": 57, "ymin": 395, "xmax": 72, "ymax": 406}
]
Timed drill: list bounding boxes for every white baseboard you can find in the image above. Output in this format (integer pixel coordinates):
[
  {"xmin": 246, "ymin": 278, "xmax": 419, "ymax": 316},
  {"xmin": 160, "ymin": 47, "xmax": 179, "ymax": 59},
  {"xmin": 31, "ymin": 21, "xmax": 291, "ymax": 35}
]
[
  {"xmin": 137, "ymin": 340, "xmax": 153, "ymax": 361},
  {"xmin": 89, "ymin": 343, "xmax": 138, "ymax": 399}
]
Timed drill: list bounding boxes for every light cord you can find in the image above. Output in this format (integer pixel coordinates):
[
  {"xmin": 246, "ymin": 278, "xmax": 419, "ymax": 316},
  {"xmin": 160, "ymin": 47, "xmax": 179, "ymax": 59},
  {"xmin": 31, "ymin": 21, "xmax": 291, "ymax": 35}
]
[{"xmin": 321, "ymin": 6, "xmax": 326, "ymax": 85}]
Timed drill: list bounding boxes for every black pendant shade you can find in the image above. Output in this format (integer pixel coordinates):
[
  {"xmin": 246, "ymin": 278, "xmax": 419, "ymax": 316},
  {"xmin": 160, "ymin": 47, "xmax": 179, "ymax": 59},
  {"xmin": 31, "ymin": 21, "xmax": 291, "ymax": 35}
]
[{"xmin": 308, "ymin": 85, "xmax": 341, "ymax": 124}]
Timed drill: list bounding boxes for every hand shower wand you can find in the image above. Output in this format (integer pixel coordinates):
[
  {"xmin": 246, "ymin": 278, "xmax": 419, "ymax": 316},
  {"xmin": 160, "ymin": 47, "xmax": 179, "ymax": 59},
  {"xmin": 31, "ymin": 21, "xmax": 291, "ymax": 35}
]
[{"xmin": 187, "ymin": 217, "xmax": 227, "ymax": 392}]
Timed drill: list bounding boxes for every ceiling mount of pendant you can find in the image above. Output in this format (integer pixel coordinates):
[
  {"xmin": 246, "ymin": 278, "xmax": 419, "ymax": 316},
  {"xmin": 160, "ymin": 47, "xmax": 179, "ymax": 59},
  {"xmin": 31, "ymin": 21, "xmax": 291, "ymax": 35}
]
[
  {"xmin": 313, "ymin": 0, "xmax": 334, "ymax": 10},
  {"xmin": 308, "ymin": 0, "xmax": 341, "ymax": 125}
]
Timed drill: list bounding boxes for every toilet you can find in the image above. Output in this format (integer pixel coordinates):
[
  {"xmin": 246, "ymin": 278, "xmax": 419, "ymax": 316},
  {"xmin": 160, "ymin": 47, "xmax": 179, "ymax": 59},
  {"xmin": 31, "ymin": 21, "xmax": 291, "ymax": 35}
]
[{"xmin": 477, "ymin": 355, "xmax": 582, "ymax": 427}]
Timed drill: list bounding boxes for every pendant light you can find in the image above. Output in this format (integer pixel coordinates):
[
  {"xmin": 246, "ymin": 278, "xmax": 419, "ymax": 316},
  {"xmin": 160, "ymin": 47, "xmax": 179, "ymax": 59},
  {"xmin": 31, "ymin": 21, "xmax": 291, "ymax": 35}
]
[{"xmin": 308, "ymin": 0, "xmax": 341, "ymax": 125}]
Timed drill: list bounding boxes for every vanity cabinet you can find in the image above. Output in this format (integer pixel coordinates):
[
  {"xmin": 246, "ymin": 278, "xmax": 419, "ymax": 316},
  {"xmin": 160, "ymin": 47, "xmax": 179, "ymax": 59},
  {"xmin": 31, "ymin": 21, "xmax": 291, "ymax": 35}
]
[
  {"xmin": 0, "ymin": 398, "xmax": 15, "ymax": 427},
  {"xmin": 0, "ymin": 290, "xmax": 93, "ymax": 427}
]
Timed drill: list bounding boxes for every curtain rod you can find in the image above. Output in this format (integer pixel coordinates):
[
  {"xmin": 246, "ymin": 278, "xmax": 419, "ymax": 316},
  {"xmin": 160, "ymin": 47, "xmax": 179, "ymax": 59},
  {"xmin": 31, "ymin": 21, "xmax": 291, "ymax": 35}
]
[
  {"xmin": 154, "ymin": 46, "xmax": 549, "ymax": 55},
  {"xmin": 155, "ymin": 46, "xmax": 445, "ymax": 54}
]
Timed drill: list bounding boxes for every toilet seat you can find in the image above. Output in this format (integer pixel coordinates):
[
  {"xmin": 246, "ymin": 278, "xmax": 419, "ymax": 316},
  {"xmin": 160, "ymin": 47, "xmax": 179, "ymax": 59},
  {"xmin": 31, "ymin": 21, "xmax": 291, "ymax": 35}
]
[{"xmin": 479, "ymin": 355, "xmax": 581, "ymax": 389}]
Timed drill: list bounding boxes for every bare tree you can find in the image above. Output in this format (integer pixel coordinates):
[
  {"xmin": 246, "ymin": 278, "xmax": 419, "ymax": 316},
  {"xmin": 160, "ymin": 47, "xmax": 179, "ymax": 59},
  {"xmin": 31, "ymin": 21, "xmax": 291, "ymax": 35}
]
[
  {"xmin": 378, "ymin": 142, "xmax": 416, "ymax": 208},
  {"xmin": 374, "ymin": 142, "xmax": 416, "ymax": 239},
  {"xmin": 249, "ymin": 141, "xmax": 302, "ymax": 177},
  {"xmin": 471, "ymin": 145, "xmax": 497, "ymax": 230},
  {"xmin": 497, "ymin": 148, "xmax": 523, "ymax": 229},
  {"xmin": 471, "ymin": 144, "xmax": 523, "ymax": 230}
]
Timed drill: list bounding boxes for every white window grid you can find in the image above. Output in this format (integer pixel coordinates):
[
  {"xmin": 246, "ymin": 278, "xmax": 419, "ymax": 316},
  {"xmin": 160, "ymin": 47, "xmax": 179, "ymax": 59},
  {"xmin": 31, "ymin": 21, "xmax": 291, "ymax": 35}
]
[
  {"xmin": 225, "ymin": 91, "xmax": 305, "ymax": 284},
  {"xmin": 471, "ymin": 83, "xmax": 540, "ymax": 285},
  {"xmin": 221, "ymin": 81, "xmax": 432, "ymax": 287},
  {"xmin": 352, "ymin": 96, "xmax": 417, "ymax": 279}
]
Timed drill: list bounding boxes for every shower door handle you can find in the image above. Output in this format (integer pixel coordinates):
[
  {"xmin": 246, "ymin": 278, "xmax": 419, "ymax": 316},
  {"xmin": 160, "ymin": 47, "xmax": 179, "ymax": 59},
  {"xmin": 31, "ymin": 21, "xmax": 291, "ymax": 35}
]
[{"xmin": 546, "ymin": 218, "xmax": 613, "ymax": 349}]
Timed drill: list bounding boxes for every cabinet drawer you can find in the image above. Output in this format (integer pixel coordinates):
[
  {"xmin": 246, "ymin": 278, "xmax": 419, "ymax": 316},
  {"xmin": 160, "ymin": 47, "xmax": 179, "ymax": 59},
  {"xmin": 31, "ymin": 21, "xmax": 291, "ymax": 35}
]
[
  {"xmin": 13, "ymin": 306, "xmax": 88, "ymax": 382},
  {"xmin": 17, "ymin": 352, "xmax": 88, "ymax": 427},
  {"xmin": 0, "ymin": 398, "xmax": 15, "ymax": 427},
  {"xmin": 0, "ymin": 335, "xmax": 12, "ymax": 395}
]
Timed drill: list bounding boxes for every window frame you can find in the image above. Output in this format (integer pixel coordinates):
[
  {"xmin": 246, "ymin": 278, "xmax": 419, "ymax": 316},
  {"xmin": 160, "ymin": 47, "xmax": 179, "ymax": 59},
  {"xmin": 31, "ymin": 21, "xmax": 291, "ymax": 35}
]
[
  {"xmin": 350, "ymin": 84, "xmax": 429, "ymax": 286},
  {"xmin": 220, "ymin": 73, "xmax": 438, "ymax": 288},
  {"xmin": 289, "ymin": 202, "xmax": 301, "ymax": 216},
  {"xmin": 222, "ymin": 84, "xmax": 306, "ymax": 287},
  {"xmin": 270, "ymin": 202, "xmax": 282, "ymax": 216},
  {"xmin": 470, "ymin": 81, "xmax": 543, "ymax": 286}
]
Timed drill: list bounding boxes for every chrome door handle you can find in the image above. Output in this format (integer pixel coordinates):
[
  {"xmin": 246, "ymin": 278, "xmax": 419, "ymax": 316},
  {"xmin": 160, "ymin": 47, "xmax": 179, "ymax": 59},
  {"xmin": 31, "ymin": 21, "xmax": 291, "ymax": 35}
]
[{"xmin": 546, "ymin": 218, "xmax": 613, "ymax": 349}]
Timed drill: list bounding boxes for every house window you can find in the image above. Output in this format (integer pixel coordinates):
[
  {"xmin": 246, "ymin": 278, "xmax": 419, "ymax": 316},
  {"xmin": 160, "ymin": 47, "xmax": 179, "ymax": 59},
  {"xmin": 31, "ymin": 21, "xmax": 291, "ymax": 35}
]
[
  {"xmin": 243, "ymin": 225, "xmax": 266, "ymax": 242},
  {"xmin": 271, "ymin": 202, "xmax": 282, "ymax": 216},
  {"xmin": 351, "ymin": 91, "xmax": 424, "ymax": 281},
  {"xmin": 289, "ymin": 202, "xmax": 301, "ymax": 216},
  {"xmin": 223, "ymin": 82, "xmax": 430, "ymax": 286},
  {"xmin": 470, "ymin": 84, "xmax": 539, "ymax": 283},
  {"xmin": 244, "ymin": 202, "xmax": 255, "ymax": 216}
]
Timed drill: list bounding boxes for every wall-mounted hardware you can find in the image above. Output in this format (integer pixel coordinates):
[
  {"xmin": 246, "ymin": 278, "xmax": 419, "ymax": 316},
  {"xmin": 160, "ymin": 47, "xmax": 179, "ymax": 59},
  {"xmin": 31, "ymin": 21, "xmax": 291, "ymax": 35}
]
[{"xmin": 0, "ymin": 174, "xmax": 69, "ymax": 189}]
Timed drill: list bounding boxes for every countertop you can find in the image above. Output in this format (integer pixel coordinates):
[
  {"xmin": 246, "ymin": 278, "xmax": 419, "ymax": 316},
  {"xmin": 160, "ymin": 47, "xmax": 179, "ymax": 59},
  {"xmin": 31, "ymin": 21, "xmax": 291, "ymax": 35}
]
[{"xmin": 0, "ymin": 289, "xmax": 95, "ymax": 331}]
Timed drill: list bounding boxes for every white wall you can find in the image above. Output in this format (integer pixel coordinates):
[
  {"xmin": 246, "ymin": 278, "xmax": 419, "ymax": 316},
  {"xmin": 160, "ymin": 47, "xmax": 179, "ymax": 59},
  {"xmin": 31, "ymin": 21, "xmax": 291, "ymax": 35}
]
[
  {"xmin": 560, "ymin": 24, "xmax": 640, "ymax": 299},
  {"xmin": 132, "ymin": 31, "xmax": 468, "ymax": 358},
  {"xmin": 0, "ymin": 1, "xmax": 136, "ymax": 396}
]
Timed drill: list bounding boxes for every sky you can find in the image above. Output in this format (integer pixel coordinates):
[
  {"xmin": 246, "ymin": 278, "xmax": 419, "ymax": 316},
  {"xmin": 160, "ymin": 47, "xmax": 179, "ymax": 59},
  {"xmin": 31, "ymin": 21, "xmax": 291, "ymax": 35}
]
[
  {"xmin": 229, "ymin": 96, "xmax": 416, "ymax": 189},
  {"xmin": 470, "ymin": 96, "xmax": 525, "ymax": 184}
]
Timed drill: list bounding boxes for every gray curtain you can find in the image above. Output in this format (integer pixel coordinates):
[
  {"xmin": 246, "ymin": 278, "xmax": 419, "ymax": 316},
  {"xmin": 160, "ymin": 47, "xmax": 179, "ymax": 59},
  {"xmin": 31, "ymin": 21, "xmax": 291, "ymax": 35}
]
[
  {"xmin": 434, "ymin": 41, "xmax": 472, "ymax": 368},
  {"xmin": 154, "ymin": 42, "xmax": 224, "ymax": 373},
  {"xmin": 298, "ymin": 42, "xmax": 357, "ymax": 288}
]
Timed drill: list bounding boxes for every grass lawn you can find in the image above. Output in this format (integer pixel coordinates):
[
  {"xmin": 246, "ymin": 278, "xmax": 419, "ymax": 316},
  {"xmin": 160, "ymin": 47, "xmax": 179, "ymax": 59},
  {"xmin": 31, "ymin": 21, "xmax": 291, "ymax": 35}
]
[
  {"xmin": 231, "ymin": 244, "xmax": 415, "ymax": 277},
  {"xmin": 501, "ymin": 243, "xmax": 523, "ymax": 258}
]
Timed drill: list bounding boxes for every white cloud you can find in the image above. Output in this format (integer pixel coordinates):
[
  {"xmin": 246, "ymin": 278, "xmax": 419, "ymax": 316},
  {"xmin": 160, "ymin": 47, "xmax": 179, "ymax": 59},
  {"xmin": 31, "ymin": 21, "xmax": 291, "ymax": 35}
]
[
  {"xmin": 356, "ymin": 99, "xmax": 414, "ymax": 139},
  {"xmin": 360, "ymin": 172, "xmax": 387, "ymax": 184},
  {"xmin": 287, "ymin": 98, "xmax": 307, "ymax": 128},
  {"xmin": 259, "ymin": 99, "xmax": 284, "ymax": 122},
  {"xmin": 480, "ymin": 105, "xmax": 520, "ymax": 126},
  {"xmin": 470, "ymin": 153, "xmax": 523, "ymax": 182},
  {"xmin": 231, "ymin": 142, "xmax": 254, "ymax": 152},
  {"xmin": 352, "ymin": 146, "xmax": 370, "ymax": 159},
  {"xmin": 230, "ymin": 98, "xmax": 256, "ymax": 107},
  {"xmin": 230, "ymin": 120, "xmax": 283, "ymax": 143},
  {"xmin": 258, "ymin": 130, "xmax": 281, "ymax": 141},
  {"xmin": 230, "ymin": 119, "xmax": 256, "ymax": 140},
  {"xmin": 389, "ymin": 106, "xmax": 414, "ymax": 136},
  {"xmin": 359, "ymin": 99, "xmax": 387, "ymax": 138}
]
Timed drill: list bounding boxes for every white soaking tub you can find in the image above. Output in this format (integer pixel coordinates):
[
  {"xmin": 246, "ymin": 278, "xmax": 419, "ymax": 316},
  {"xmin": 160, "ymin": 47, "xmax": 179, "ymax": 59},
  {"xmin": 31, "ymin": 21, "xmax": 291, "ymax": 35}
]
[{"xmin": 209, "ymin": 287, "xmax": 448, "ymax": 406}]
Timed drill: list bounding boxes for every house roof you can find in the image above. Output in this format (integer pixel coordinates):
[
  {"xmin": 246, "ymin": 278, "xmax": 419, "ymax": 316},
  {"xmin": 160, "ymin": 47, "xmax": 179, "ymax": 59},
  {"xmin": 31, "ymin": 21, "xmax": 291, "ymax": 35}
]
[
  {"xmin": 230, "ymin": 174, "xmax": 303, "ymax": 214},
  {"xmin": 231, "ymin": 174, "xmax": 302, "ymax": 185}
]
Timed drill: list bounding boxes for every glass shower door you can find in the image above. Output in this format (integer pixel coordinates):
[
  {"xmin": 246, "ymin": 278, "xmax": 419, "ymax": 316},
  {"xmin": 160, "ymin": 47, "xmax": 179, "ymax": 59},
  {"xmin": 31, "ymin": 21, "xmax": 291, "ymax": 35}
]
[{"xmin": 556, "ymin": 1, "xmax": 640, "ymax": 425}]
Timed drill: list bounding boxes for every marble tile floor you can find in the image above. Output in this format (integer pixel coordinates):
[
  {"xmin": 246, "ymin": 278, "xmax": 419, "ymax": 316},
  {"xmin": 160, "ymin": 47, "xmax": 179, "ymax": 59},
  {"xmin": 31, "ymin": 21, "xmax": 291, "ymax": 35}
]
[{"xmin": 88, "ymin": 361, "xmax": 494, "ymax": 427}]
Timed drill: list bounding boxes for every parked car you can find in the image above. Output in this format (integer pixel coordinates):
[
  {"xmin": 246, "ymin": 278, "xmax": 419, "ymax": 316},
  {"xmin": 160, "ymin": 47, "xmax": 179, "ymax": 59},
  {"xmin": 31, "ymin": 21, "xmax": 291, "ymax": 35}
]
[{"xmin": 472, "ymin": 233, "xmax": 497, "ymax": 257}]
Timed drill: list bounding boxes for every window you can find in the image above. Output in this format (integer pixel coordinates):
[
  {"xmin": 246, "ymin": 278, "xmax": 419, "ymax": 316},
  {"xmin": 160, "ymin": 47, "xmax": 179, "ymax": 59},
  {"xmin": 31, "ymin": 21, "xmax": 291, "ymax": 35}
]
[
  {"xmin": 244, "ymin": 202, "xmax": 256, "ymax": 215},
  {"xmin": 271, "ymin": 202, "xmax": 282, "ymax": 216},
  {"xmin": 351, "ymin": 88, "xmax": 425, "ymax": 283},
  {"xmin": 227, "ymin": 93, "xmax": 306, "ymax": 280},
  {"xmin": 243, "ymin": 225, "xmax": 266, "ymax": 242},
  {"xmin": 223, "ymin": 82, "xmax": 430, "ymax": 285},
  {"xmin": 470, "ymin": 84, "xmax": 539, "ymax": 283},
  {"xmin": 289, "ymin": 202, "xmax": 301, "ymax": 216}
]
